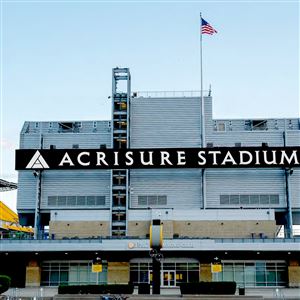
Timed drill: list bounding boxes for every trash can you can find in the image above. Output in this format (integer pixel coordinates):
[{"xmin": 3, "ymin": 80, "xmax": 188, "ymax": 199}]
[
  {"xmin": 138, "ymin": 283, "xmax": 150, "ymax": 294},
  {"xmin": 238, "ymin": 286, "xmax": 245, "ymax": 295}
]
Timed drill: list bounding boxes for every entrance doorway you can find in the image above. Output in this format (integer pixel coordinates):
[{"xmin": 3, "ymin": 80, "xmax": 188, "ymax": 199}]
[
  {"xmin": 161, "ymin": 271, "xmax": 176, "ymax": 287},
  {"xmin": 148, "ymin": 270, "xmax": 176, "ymax": 287}
]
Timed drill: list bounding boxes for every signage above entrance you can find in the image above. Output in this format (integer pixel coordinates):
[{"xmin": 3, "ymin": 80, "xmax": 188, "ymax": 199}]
[{"xmin": 15, "ymin": 147, "xmax": 300, "ymax": 170}]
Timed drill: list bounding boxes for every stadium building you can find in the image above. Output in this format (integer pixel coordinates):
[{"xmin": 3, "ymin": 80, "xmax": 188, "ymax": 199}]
[{"xmin": 1, "ymin": 68, "xmax": 299, "ymax": 296}]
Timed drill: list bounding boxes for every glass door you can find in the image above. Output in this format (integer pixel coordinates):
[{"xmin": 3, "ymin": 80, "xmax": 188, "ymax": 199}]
[{"xmin": 162, "ymin": 271, "xmax": 176, "ymax": 287}]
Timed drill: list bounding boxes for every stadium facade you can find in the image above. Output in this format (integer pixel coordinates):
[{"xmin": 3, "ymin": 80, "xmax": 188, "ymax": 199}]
[{"xmin": 1, "ymin": 68, "xmax": 299, "ymax": 293}]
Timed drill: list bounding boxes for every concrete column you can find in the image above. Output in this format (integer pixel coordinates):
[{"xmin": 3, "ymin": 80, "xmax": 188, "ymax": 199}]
[
  {"xmin": 25, "ymin": 260, "xmax": 41, "ymax": 287},
  {"xmin": 200, "ymin": 263, "xmax": 212, "ymax": 282},
  {"xmin": 107, "ymin": 262, "xmax": 130, "ymax": 284},
  {"xmin": 288, "ymin": 260, "xmax": 300, "ymax": 288}
]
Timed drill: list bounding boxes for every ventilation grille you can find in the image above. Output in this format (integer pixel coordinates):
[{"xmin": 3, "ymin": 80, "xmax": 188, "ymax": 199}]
[
  {"xmin": 138, "ymin": 195, "xmax": 167, "ymax": 206},
  {"xmin": 48, "ymin": 195, "xmax": 105, "ymax": 207},
  {"xmin": 220, "ymin": 194, "xmax": 279, "ymax": 205}
]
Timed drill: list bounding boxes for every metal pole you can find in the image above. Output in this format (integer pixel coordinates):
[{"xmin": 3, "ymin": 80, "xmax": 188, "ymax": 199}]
[
  {"xmin": 34, "ymin": 131, "xmax": 43, "ymax": 239},
  {"xmin": 283, "ymin": 122, "xmax": 293, "ymax": 238},
  {"xmin": 152, "ymin": 257, "xmax": 161, "ymax": 294},
  {"xmin": 200, "ymin": 13, "xmax": 206, "ymax": 209},
  {"xmin": 285, "ymin": 168, "xmax": 293, "ymax": 238}
]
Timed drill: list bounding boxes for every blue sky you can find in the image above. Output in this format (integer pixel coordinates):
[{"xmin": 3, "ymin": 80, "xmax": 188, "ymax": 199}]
[{"xmin": 0, "ymin": 0, "xmax": 299, "ymax": 210}]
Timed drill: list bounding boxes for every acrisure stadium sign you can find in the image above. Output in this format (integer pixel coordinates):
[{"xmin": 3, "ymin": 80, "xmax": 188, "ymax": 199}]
[{"xmin": 15, "ymin": 147, "xmax": 300, "ymax": 170}]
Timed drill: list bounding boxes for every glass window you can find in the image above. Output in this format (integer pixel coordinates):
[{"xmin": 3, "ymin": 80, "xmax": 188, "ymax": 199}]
[
  {"xmin": 77, "ymin": 196, "xmax": 86, "ymax": 206},
  {"xmin": 270, "ymin": 195, "xmax": 279, "ymax": 204},
  {"xmin": 87, "ymin": 196, "xmax": 95, "ymax": 206},
  {"xmin": 240, "ymin": 195, "xmax": 250, "ymax": 205},
  {"xmin": 130, "ymin": 270, "xmax": 138, "ymax": 284},
  {"xmin": 139, "ymin": 263, "xmax": 149, "ymax": 271},
  {"xmin": 138, "ymin": 196, "xmax": 147, "ymax": 206},
  {"xmin": 214, "ymin": 261, "xmax": 286, "ymax": 287},
  {"xmin": 256, "ymin": 262, "xmax": 266, "ymax": 286},
  {"xmin": 188, "ymin": 271, "xmax": 199, "ymax": 283},
  {"xmin": 176, "ymin": 271, "xmax": 187, "ymax": 286},
  {"xmin": 66, "ymin": 196, "xmax": 76, "ymax": 206},
  {"xmin": 50, "ymin": 271, "xmax": 59, "ymax": 286},
  {"xmin": 234, "ymin": 263, "xmax": 244, "ymax": 285},
  {"xmin": 163, "ymin": 263, "xmax": 175, "ymax": 270},
  {"xmin": 244, "ymin": 264, "xmax": 255, "ymax": 287},
  {"xmin": 223, "ymin": 264, "xmax": 234, "ymax": 281},
  {"xmin": 79, "ymin": 266, "xmax": 88, "ymax": 284},
  {"xmin": 188, "ymin": 263, "xmax": 199, "ymax": 271},
  {"xmin": 96, "ymin": 196, "xmax": 105, "ymax": 205},
  {"xmin": 140, "ymin": 271, "xmax": 149, "ymax": 283},
  {"xmin": 250, "ymin": 195, "xmax": 259, "ymax": 204},
  {"xmin": 260, "ymin": 195, "xmax": 269, "ymax": 205},
  {"xmin": 48, "ymin": 196, "xmax": 57, "ymax": 206},
  {"xmin": 60, "ymin": 271, "xmax": 68, "ymax": 284},
  {"xmin": 220, "ymin": 195, "xmax": 229, "ymax": 205},
  {"xmin": 176, "ymin": 263, "xmax": 188, "ymax": 271},
  {"xmin": 229, "ymin": 195, "xmax": 239, "ymax": 205},
  {"xmin": 148, "ymin": 196, "xmax": 157, "ymax": 205},
  {"xmin": 158, "ymin": 196, "xmax": 167, "ymax": 205},
  {"xmin": 57, "ymin": 196, "xmax": 66, "ymax": 206}
]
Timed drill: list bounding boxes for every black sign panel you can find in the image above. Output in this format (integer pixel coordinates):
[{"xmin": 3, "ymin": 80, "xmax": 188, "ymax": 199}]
[{"xmin": 15, "ymin": 147, "xmax": 300, "ymax": 170}]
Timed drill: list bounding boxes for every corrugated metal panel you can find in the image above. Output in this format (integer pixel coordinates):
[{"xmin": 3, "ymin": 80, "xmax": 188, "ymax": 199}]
[
  {"xmin": 204, "ymin": 97, "xmax": 213, "ymax": 134},
  {"xmin": 286, "ymin": 131, "xmax": 300, "ymax": 146},
  {"xmin": 206, "ymin": 169, "xmax": 285, "ymax": 208},
  {"xmin": 130, "ymin": 169, "xmax": 202, "ymax": 209},
  {"xmin": 17, "ymin": 171, "xmax": 37, "ymax": 210},
  {"xmin": 130, "ymin": 97, "xmax": 201, "ymax": 148},
  {"xmin": 290, "ymin": 169, "xmax": 300, "ymax": 208},
  {"xmin": 128, "ymin": 209, "xmax": 274, "ymax": 221},
  {"xmin": 41, "ymin": 170, "xmax": 111, "ymax": 209},
  {"xmin": 20, "ymin": 134, "xmax": 41, "ymax": 149},
  {"xmin": 50, "ymin": 210, "xmax": 110, "ymax": 221}
]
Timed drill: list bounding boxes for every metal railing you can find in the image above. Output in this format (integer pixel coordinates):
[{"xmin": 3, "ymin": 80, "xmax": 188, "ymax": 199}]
[
  {"xmin": 1, "ymin": 236, "xmax": 299, "ymax": 243},
  {"xmin": 133, "ymin": 90, "xmax": 209, "ymax": 98}
]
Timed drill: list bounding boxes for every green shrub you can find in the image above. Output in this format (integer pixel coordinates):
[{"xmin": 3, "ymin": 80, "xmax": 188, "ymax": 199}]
[
  {"xmin": 180, "ymin": 281, "xmax": 236, "ymax": 295},
  {"xmin": 58, "ymin": 283, "xmax": 134, "ymax": 294},
  {"xmin": 0, "ymin": 275, "xmax": 11, "ymax": 294}
]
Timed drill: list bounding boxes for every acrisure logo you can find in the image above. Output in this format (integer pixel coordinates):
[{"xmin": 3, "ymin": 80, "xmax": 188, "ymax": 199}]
[{"xmin": 25, "ymin": 150, "xmax": 50, "ymax": 169}]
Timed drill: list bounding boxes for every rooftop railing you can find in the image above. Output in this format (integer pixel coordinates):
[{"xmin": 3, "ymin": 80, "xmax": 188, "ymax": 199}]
[{"xmin": 133, "ymin": 90, "xmax": 209, "ymax": 98}]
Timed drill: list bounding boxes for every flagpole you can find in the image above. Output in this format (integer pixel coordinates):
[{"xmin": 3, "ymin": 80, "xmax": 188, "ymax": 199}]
[
  {"xmin": 200, "ymin": 13, "xmax": 206, "ymax": 210},
  {"xmin": 200, "ymin": 12, "xmax": 204, "ymax": 148}
]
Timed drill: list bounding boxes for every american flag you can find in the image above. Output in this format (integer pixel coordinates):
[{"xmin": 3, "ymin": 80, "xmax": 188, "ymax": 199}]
[{"xmin": 201, "ymin": 18, "xmax": 217, "ymax": 35}]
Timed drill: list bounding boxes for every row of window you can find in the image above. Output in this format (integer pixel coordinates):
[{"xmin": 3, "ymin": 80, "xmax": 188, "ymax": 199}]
[
  {"xmin": 220, "ymin": 194, "xmax": 280, "ymax": 205},
  {"xmin": 130, "ymin": 262, "xmax": 199, "ymax": 285},
  {"xmin": 47, "ymin": 194, "xmax": 279, "ymax": 207},
  {"xmin": 40, "ymin": 260, "xmax": 287, "ymax": 287},
  {"xmin": 207, "ymin": 142, "xmax": 268, "ymax": 148},
  {"xmin": 48, "ymin": 196, "xmax": 105, "ymax": 207},
  {"xmin": 137, "ymin": 195, "xmax": 167, "ymax": 206},
  {"xmin": 213, "ymin": 262, "xmax": 287, "ymax": 287},
  {"xmin": 41, "ymin": 261, "xmax": 107, "ymax": 286}
]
